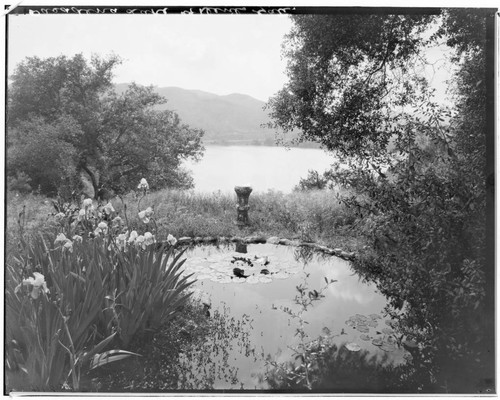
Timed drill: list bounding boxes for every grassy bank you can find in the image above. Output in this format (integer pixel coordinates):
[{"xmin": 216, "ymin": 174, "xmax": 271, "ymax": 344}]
[
  {"xmin": 122, "ymin": 188, "xmax": 360, "ymax": 248},
  {"xmin": 6, "ymin": 188, "xmax": 362, "ymax": 259}
]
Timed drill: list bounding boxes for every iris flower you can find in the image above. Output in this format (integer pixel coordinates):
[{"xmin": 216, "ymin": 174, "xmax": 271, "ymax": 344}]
[
  {"xmin": 55, "ymin": 212, "xmax": 65, "ymax": 221},
  {"xmin": 83, "ymin": 198, "xmax": 93, "ymax": 208},
  {"xmin": 116, "ymin": 231, "xmax": 129, "ymax": 251},
  {"xmin": 138, "ymin": 178, "xmax": 149, "ymax": 191},
  {"xmin": 128, "ymin": 230, "xmax": 138, "ymax": 244},
  {"xmin": 77, "ymin": 208, "xmax": 86, "ymax": 221},
  {"xmin": 63, "ymin": 240, "xmax": 73, "ymax": 252},
  {"xmin": 167, "ymin": 234, "xmax": 177, "ymax": 246},
  {"xmin": 138, "ymin": 207, "xmax": 154, "ymax": 224},
  {"xmin": 135, "ymin": 235, "xmax": 146, "ymax": 249},
  {"xmin": 97, "ymin": 221, "xmax": 108, "ymax": 234},
  {"xmin": 144, "ymin": 232, "xmax": 155, "ymax": 247},
  {"xmin": 112, "ymin": 216, "xmax": 123, "ymax": 226},
  {"xmin": 55, "ymin": 233, "xmax": 68, "ymax": 245},
  {"xmin": 103, "ymin": 202, "xmax": 115, "ymax": 215},
  {"xmin": 15, "ymin": 272, "xmax": 50, "ymax": 299}
]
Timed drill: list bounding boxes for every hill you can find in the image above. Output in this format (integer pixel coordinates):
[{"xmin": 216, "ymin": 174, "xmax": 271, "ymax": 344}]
[
  {"xmin": 114, "ymin": 84, "xmax": 317, "ymax": 147},
  {"xmin": 115, "ymin": 84, "xmax": 277, "ymax": 145}
]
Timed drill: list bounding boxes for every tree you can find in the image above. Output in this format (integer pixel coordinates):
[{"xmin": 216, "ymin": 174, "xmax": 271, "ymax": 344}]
[
  {"xmin": 268, "ymin": 10, "xmax": 494, "ymax": 392},
  {"xmin": 267, "ymin": 13, "xmax": 434, "ymax": 159},
  {"xmin": 7, "ymin": 116, "xmax": 81, "ymax": 196},
  {"xmin": 7, "ymin": 54, "xmax": 204, "ymax": 198}
]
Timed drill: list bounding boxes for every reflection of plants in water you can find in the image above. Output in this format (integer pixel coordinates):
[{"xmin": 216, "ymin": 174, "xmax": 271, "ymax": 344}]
[
  {"xmin": 176, "ymin": 302, "xmax": 255, "ymax": 390},
  {"xmin": 265, "ymin": 343, "xmax": 412, "ymax": 392},
  {"xmin": 293, "ymin": 245, "xmax": 315, "ymax": 266},
  {"xmin": 87, "ymin": 299, "xmax": 255, "ymax": 391},
  {"xmin": 265, "ymin": 271, "xmax": 337, "ymax": 390}
]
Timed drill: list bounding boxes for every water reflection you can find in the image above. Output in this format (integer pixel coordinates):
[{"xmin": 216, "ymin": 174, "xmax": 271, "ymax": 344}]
[
  {"xmin": 181, "ymin": 243, "xmax": 399, "ymax": 390},
  {"xmin": 235, "ymin": 242, "xmax": 248, "ymax": 254},
  {"xmin": 263, "ymin": 343, "xmax": 409, "ymax": 393},
  {"xmin": 293, "ymin": 245, "xmax": 315, "ymax": 266}
]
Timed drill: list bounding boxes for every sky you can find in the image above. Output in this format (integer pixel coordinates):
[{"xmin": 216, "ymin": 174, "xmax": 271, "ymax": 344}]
[
  {"xmin": 7, "ymin": 12, "xmax": 293, "ymax": 102},
  {"xmin": 6, "ymin": 6, "xmax": 465, "ymax": 107}
]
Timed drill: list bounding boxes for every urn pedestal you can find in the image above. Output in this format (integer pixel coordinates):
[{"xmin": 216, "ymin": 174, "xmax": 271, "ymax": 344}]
[{"xmin": 234, "ymin": 186, "xmax": 252, "ymax": 228}]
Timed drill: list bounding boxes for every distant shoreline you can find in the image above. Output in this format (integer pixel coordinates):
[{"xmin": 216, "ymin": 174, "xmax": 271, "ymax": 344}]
[{"xmin": 202, "ymin": 140, "xmax": 321, "ymax": 149}]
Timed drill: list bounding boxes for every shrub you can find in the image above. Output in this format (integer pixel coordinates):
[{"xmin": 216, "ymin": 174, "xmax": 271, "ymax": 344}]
[{"xmin": 7, "ymin": 171, "xmax": 33, "ymax": 194}]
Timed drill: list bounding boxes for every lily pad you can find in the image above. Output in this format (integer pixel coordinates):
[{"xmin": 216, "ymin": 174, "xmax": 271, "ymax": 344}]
[
  {"xmin": 246, "ymin": 275, "xmax": 261, "ymax": 284},
  {"xmin": 386, "ymin": 335, "xmax": 396, "ymax": 344},
  {"xmin": 258, "ymin": 276, "xmax": 273, "ymax": 284},
  {"xmin": 369, "ymin": 313, "xmax": 382, "ymax": 320},
  {"xmin": 403, "ymin": 339, "xmax": 418, "ymax": 348},
  {"xmin": 403, "ymin": 352, "xmax": 414, "ymax": 362},
  {"xmin": 196, "ymin": 273, "xmax": 213, "ymax": 280},
  {"xmin": 380, "ymin": 342, "xmax": 396, "ymax": 352},
  {"xmin": 356, "ymin": 324, "xmax": 370, "ymax": 333},
  {"xmin": 345, "ymin": 319, "xmax": 356, "ymax": 327},
  {"xmin": 355, "ymin": 314, "xmax": 368, "ymax": 322},
  {"xmin": 372, "ymin": 338, "xmax": 383, "ymax": 346},
  {"xmin": 345, "ymin": 342, "xmax": 361, "ymax": 352},
  {"xmin": 385, "ymin": 320, "xmax": 396, "ymax": 328},
  {"xmin": 382, "ymin": 327, "xmax": 394, "ymax": 335},
  {"xmin": 366, "ymin": 320, "xmax": 378, "ymax": 328},
  {"xmin": 360, "ymin": 334, "xmax": 371, "ymax": 341},
  {"xmin": 273, "ymin": 271, "xmax": 290, "ymax": 279}
]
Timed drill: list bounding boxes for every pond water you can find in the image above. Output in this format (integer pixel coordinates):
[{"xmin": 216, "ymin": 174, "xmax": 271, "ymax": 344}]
[
  {"xmin": 179, "ymin": 243, "xmax": 408, "ymax": 390},
  {"xmin": 183, "ymin": 145, "xmax": 335, "ymax": 193}
]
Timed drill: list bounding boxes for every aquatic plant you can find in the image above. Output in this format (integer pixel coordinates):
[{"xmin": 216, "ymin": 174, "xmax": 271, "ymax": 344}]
[{"xmin": 264, "ymin": 271, "xmax": 337, "ymax": 390}]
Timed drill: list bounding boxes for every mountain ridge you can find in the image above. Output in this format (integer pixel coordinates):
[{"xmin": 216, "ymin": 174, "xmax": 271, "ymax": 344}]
[
  {"xmin": 115, "ymin": 83, "xmax": 278, "ymax": 145},
  {"xmin": 114, "ymin": 83, "xmax": 318, "ymax": 147}
]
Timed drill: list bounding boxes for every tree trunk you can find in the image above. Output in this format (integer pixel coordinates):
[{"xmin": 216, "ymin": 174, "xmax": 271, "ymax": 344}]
[{"xmin": 81, "ymin": 164, "xmax": 99, "ymax": 199}]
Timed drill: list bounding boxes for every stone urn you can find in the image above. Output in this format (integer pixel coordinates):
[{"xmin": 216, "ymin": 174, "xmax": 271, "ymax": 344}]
[{"xmin": 234, "ymin": 186, "xmax": 253, "ymax": 227}]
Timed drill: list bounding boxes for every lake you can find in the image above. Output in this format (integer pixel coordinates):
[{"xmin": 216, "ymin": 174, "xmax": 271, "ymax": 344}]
[{"xmin": 184, "ymin": 145, "xmax": 335, "ymax": 193}]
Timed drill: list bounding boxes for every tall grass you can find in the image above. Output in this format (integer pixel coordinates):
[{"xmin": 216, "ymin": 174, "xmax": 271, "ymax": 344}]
[
  {"xmin": 6, "ymin": 188, "xmax": 361, "ymax": 254},
  {"xmin": 112, "ymin": 188, "xmax": 360, "ymax": 250}
]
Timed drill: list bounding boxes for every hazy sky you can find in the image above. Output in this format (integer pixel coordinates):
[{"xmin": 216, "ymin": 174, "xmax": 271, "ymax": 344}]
[
  {"xmin": 7, "ymin": 13, "xmax": 293, "ymax": 102},
  {"xmin": 6, "ymin": 8, "xmax": 464, "ymax": 104}
]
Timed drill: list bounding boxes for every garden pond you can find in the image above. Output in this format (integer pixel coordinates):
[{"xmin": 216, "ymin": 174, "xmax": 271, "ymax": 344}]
[{"xmin": 176, "ymin": 243, "xmax": 411, "ymax": 390}]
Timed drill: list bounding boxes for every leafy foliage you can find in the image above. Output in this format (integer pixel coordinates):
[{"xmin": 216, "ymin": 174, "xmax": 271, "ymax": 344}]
[
  {"xmin": 5, "ymin": 192, "xmax": 195, "ymax": 391},
  {"xmin": 268, "ymin": 10, "xmax": 493, "ymax": 392},
  {"xmin": 7, "ymin": 54, "xmax": 204, "ymax": 198},
  {"xmin": 294, "ymin": 170, "xmax": 333, "ymax": 191},
  {"xmin": 104, "ymin": 244, "xmax": 194, "ymax": 347},
  {"xmin": 7, "ymin": 116, "xmax": 82, "ymax": 196},
  {"xmin": 267, "ymin": 13, "xmax": 435, "ymax": 157}
]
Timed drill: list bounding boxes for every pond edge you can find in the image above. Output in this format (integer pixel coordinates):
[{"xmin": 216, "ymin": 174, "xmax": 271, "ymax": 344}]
[{"xmin": 159, "ymin": 235, "xmax": 356, "ymax": 261}]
